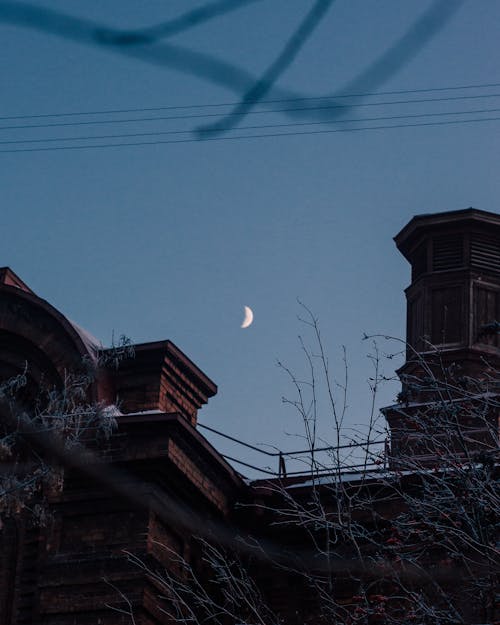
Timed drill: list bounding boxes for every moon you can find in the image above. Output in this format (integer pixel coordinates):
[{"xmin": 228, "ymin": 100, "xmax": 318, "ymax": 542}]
[{"xmin": 241, "ymin": 305, "xmax": 254, "ymax": 329}]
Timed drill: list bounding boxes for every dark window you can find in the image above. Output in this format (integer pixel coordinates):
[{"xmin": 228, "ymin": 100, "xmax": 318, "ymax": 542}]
[
  {"xmin": 431, "ymin": 287, "xmax": 462, "ymax": 345},
  {"xmin": 474, "ymin": 286, "xmax": 500, "ymax": 347},
  {"xmin": 432, "ymin": 235, "xmax": 464, "ymax": 272},
  {"xmin": 407, "ymin": 293, "xmax": 425, "ymax": 351},
  {"xmin": 411, "ymin": 242, "xmax": 427, "ymax": 281},
  {"xmin": 470, "ymin": 232, "xmax": 500, "ymax": 273}
]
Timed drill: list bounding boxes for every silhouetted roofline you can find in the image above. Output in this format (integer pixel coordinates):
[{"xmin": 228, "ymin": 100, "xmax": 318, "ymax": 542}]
[
  {"xmin": 104, "ymin": 339, "xmax": 217, "ymax": 398},
  {"xmin": 0, "ymin": 267, "xmax": 34, "ymax": 294},
  {"xmin": 394, "ymin": 207, "xmax": 500, "ymax": 258}
]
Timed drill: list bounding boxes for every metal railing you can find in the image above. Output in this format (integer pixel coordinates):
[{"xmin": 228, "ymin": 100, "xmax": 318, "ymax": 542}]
[{"xmin": 198, "ymin": 422, "xmax": 388, "ymax": 478}]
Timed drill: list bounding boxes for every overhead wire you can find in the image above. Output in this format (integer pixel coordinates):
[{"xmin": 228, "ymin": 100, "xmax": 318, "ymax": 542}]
[
  {"xmin": 0, "ymin": 0, "xmax": 464, "ymax": 133},
  {"xmin": 1, "ymin": 80, "xmax": 499, "ymax": 122},
  {"xmin": 1, "ymin": 106, "xmax": 499, "ymax": 146},
  {"xmin": 2, "ymin": 92, "xmax": 500, "ymax": 132},
  {"xmin": 1, "ymin": 115, "xmax": 499, "ymax": 154},
  {"xmin": 2, "ymin": 78, "xmax": 499, "ymax": 154}
]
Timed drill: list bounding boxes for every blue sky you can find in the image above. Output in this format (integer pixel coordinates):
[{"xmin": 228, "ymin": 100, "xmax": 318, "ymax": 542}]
[{"xmin": 1, "ymin": 1, "xmax": 499, "ymax": 476}]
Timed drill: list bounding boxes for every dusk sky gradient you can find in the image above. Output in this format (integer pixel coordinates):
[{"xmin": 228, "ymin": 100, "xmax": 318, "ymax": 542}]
[{"xmin": 1, "ymin": 0, "xmax": 499, "ymax": 476}]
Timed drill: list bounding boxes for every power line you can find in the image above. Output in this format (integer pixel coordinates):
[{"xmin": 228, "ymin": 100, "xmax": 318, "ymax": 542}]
[
  {"xmin": 2, "ymin": 92, "xmax": 500, "ymax": 132},
  {"xmin": 1, "ymin": 115, "xmax": 498, "ymax": 154},
  {"xmin": 199, "ymin": 422, "xmax": 385, "ymax": 458},
  {"xmin": 1, "ymin": 106, "xmax": 499, "ymax": 146},
  {"xmin": 0, "ymin": 0, "xmax": 464, "ymax": 136},
  {"xmin": 2, "ymin": 81, "xmax": 499, "ymax": 122}
]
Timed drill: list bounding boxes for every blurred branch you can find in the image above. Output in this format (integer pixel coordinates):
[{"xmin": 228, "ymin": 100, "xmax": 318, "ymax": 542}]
[
  {"xmin": 196, "ymin": 0, "xmax": 335, "ymax": 137},
  {"xmin": 0, "ymin": 0, "xmax": 464, "ymax": 136}
]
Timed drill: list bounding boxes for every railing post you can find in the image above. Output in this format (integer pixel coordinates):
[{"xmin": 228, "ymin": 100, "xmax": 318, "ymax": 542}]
[{"xmin": 278, "ymin": 452, "xmax": 287, "ymax": 478}]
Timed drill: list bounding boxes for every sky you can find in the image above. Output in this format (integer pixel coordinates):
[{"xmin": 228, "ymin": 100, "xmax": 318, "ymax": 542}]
[{"xmin": 1, "ymin": 0, "xmax": 499, "ymax": 477}]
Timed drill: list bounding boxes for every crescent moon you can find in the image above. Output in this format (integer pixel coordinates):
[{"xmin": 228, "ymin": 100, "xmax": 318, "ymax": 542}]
[{"xmin": 241, "ymin": 305, "xmax": 254, "ymax": 329}]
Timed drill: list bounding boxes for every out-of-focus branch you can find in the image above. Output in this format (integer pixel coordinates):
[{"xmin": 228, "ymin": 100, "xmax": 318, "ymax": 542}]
[
  {"xmin": 196, "ymin": 0, "xmax": 335, "ymax": 137},
  {"xmin": 0, "ymin": 0, "xmax": 464, "ymax": 135}
]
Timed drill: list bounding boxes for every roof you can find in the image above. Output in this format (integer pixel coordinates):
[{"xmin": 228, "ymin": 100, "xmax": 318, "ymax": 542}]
[
  {"xmin": 394, "ymin": 207, "xmax": 500, "ymax": 257},
  {"xmin": 68, "ymin": 319, "xmax": 102, "ymax": 356},
  {"xmin": 0, "ymin": 267, "xmax": 34, "ymax": 293}
]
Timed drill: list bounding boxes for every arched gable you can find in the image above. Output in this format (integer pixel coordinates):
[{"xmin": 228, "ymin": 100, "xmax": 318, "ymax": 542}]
[{"xmin": 0, "ymin": 278, "xmax": 98, "ymax": 400}]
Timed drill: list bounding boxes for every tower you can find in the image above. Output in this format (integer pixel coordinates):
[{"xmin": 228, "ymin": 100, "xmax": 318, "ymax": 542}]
[{"xmin": 384, "ymin": 208, "xmax": 500, "ymax": 466}]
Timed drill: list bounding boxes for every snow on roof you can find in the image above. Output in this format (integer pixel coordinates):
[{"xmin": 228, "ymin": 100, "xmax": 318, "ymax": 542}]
[
  {"xmin": 101, "ymin": 404, "xmax": 123, "ymax": 417},
  {"xmin": 383, "ymin": 391, "xmax": 500, "ymax": 412},
  {"xmin": 284, "ymin": 461, "xmax": 498, "ymax": 490},
  {"xmin": 68, "ymin": 319, "xmax": 103, "ymax": 357},
  {"xmin": 285, "ymin": 470, "xmax": 392, "ymax": 489},
  {"xmin": 120, "ymin": 409, "xmax": 164, "ymax": 416}
]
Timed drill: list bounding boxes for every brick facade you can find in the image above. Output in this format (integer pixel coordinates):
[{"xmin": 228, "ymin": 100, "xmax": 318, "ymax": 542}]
[{"xmin": 1, "ymin": 208, "xmax": 499, "ymax": 624}]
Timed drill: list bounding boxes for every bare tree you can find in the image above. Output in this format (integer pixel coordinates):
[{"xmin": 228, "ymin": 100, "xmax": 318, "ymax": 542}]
[
  {"xmin": 0, "ymin": 338, "xmax": 133, "ymax": 526},
  {"xmin": 1, "ymin": 304, "xmax": 497, "ymax": 624},
  {"xmin": 121, "ymin": 309, "xmax": 499, "ymax": 625}
]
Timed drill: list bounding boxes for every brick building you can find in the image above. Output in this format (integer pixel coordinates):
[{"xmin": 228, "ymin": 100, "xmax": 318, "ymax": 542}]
[{"xmin": 0, "ymin": 208, "xmax": 498, "ymax": 624}]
